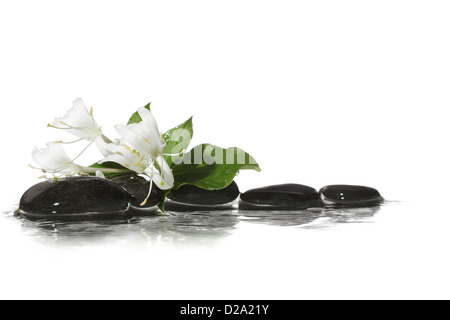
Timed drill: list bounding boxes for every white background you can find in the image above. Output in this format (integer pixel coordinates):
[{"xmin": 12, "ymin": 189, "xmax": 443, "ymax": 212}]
[{"xmin": 1, "ymin": 0, "xmax": 450, "ymax": 300}]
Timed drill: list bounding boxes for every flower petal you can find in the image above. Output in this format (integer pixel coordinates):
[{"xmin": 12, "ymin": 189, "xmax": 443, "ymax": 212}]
[
  {"xmin": 144, "ymin": 167, "xmax": 167, "ymax": 190},
  {"xmin": 115, "ymin": 124, "xmax": 149, "ymax": 155},
  {"xmin": 137, "ymin": 107, "xmax": 161, "ymax": 144},
  {"xmin": 32, "ymin": 143, "xmax": 80, "ymax": 175},
  {"xmin": 32, "ymin": 143, "xmax": 70, "ymax": 169},
  {"xmin": 128, "ymin": 123, "xmax": 163, "ymax": 157},
  {"xmin": 95, "ymin": 136, "xmax": 114, "ymax": 157},
  {"xmin": 100, "ymin": 147, "xmax": 145, "ymax": 174},
  {"xmin": 154, "ymin": 155, "xmax": 174, "ymax": 189},
  {"xmin": 51, "ymin": 98, "xmax": 101, "ymax": 140},
  {"xmin": 127, "ymin": 123, "xmax": 152, "ymax": 141}
]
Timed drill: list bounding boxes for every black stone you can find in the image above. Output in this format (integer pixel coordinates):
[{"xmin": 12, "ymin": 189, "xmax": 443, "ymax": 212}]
[
  {"xmin": 319, "ymin": 185, "xmax": 383, "ymax": 208},
  {"xmin": 239, "ymin": 184, "xmax": 321, "ymax": 210},
  {"xmin": 167, "ymin": 181, "xmax": 240, "ymax": 206},
  {"xmin": 111, "ymin": 175, "xmax": 163, "ymax": 208},
  {"xmin": 164, "ymin": 201, "xmax": 235, "ymax": 212},
  {"xmin": 17, "ymin": 177, "xmax": 130, "ymax": 219}
]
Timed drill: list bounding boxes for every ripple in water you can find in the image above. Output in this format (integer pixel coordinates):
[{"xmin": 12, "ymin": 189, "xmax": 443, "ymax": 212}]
[{"xmin": 3, "ymin": 203, "xmax": 386, "ymax": 244}]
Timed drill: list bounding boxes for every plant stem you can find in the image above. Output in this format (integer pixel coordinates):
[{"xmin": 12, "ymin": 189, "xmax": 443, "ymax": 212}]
[
  {"xmin": 79, "ymin": 166, "xmax": 131, "ymax": 174},
  {"xmin": 101, "ymin": 134, "xmax": 113, "ymax": 144}
]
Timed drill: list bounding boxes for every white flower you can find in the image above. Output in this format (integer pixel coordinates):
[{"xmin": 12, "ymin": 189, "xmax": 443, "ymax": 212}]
[
  {"xmin": 51, "ymin": 98, "xmax": 102, "ymax": 140},
  {"xmin": 115, "ymin": 107, "xmax": 165, "ymax": 159},
  {"xmin": 100, "ymin": 141, "xmax": 174, "ymax": 188},
  {"xmin": 50, "ymin": 98, "xmax": 112, "ymax": 157},
  {"xmin": 100, "ymin": 107, "xmax": 174, "ymax": 206},
  {"xmin": 31, "ymin": 143, "xmax": 80, "ymax": 178}
]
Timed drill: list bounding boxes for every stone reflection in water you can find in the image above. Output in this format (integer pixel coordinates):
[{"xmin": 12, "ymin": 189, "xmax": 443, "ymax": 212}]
[
  {"xmin": 239, "ymin": 206, "xmax": 381, "ymax": 228},
  {"xmin": 240, "ymin": 210, "xmax": 321, "ymax": 227},
  {"xmin": 18, "ymin": 209, "xmax": 240, "ymax": 244},
  {"xmin": 19, "ymin": 217, "xmax": 138, "ymax": 245},
  {"xmin": 319, "ymin": 206, "xmax": 381, "ymax": 225},
  {"xmin": 139, "ymin": 210, "xmax": 240, "ymax": 241},
  {"xmin": 13, "ymin": 205, "xmax": 382, "ymax": 245}
]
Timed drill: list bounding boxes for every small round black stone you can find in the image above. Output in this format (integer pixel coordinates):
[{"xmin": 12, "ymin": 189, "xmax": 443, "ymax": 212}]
[
  {"xmin": 319, "ymin": 185, "xmax": 383, "ymax": 208},
  {"xmin": 239, "ymin": 184, "xmax": 320, "ymax": 210},
  {"xmin": 18, "ymin": 177, "xmax": 130, "ymax": 218},
  {"xmin": 167, "ymin": 181, "xmax": 240, "ymax": 206}
]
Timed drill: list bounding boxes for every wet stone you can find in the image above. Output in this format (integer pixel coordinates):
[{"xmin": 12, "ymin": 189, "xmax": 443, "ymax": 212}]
[
  {"xmin": 239, "ymin": 184, "xmax": 321, "ymax": 210},
  {"xmin": 319, "ymin": 185, "xmax": 383, "ymax": 208},
  {"xmin": 167, "ymin": 181, "xmax": 240, "ymax": 206},
  {"xmin": 164, "ymin": 201, "xmax": 236, "ymax": 212},
  {"xmin": 111, "ymin": 175, "xmax": 163, "ymax": 208},
  {"xmin": 17, "ymin": 177, "xmax": 130, "ymax": 219}
]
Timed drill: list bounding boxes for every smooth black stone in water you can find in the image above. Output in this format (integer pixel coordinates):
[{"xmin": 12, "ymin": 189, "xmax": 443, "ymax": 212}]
[
  {"xmin": 164, "ymin": 201, "xmax": 235, "ymax": 212},
  {"xmin": 111, "ymin": 175, "xmax": 163, "ymax": 208},
  {"xmin": 167, "ymin": 181, "xmax": 240, "ymax": 206},
  {"xmin": 239, "ymin": 184, "xmax": 321, "ymax": 210},
  {"xmin": 319, "ymin": 185, "xmax": 383, "ymax": 208},
  {"xmin": 17, "ymin": 177, "xmax": 130, "ymax": 218}
]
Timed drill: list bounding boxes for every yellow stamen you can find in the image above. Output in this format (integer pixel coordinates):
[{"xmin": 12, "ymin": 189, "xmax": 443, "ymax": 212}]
[
  {"xmin": 89, "ymin": 107, "xmax": 93, "ymax": 116},
  {"xmin": 123, "ymin": 164, "xmax": 130, "ymax": 168},
  {"xmin": 65, "ymin": 160, "xmax": 73, "ymax": 164},
  {"xmin": 123, "ymin": 145, "xmax": 131, "ymax": 152},
  {"xmin": 140, "ymin": 179, "xmax": 154, "ymax": 207},
  {"xmin": 138, "ymin": 155, "xmax": 144, "ymax": 163},
  {"xmin": 41, "ymin": 169, "xmax": 47, "ymax": 173},
  {"xmin": 65, "ymin": 174, "xmax": 72, "ymax": 177},
  {"xmin": 160, "ymin": 132, "xmax": 163, "ymax": 141},
  {"xmin": 116, "ymin": 152, "xmax": 123, "ymax": 156},
  {"xmin": 54, "ymin": 140, "xmax": 63, "ymax": 144},
  {"xmin": 132, "ymin": 163, "xmax": 141, "ymax": 166},
  {"xmin": 28, "ymin": 164, "xmax": 36, "ymax": 169},
  {"xmin": 136, "ymin": 151, "xmax": 141, "ymax": 158},
  {"xmin": 59, "ymin": 121, "xmax": 68, "ymax": 126},
  {"xmin": 142, "ymin": 137, "xmax": 150, "ymax": 144},
  {"xmin": 79, "ymin": 172, "xmax": 89, "ymax": 176},
  {"xmin": 38, "ymin": 175, "xmax": 47, "ymax": 179}
]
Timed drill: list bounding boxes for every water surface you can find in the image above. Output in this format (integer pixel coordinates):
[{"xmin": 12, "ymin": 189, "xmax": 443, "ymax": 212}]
[{"xmin": 3, "ymin": 204, "xmax": 385, "ymax": 246}]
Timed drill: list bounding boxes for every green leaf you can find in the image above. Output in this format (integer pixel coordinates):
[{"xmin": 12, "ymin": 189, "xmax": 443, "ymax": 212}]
[
  {"xmin": 89, "ymin": 162, "xmax": 131, "ymax": 178},
  {"xmin": 172, "ymin": 144, "xmax": 261, "ymax": 190},
  {"xmin": 162, "ymin": 116, "xmax": 193, "ymax": 168},
  {"xmin": 127, "ymin": 102, "xmax": 151, "ymax": 125}
]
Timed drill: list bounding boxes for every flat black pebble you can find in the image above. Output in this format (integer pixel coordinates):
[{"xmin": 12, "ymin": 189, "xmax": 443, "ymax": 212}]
[
  {"xmin": 319, "ymin": 185, "xmax": 383, "ymax": 208},
  {"xmin": 239, "ymin": 184, "xmax": 320, "ymax": 210},
  {"xmin": 164, "ymin": 201, "xmax": 235, "ymax": 212},
  {"xmin": 111, "ymin": 175, "xmax": 163, "ymax": 208},
  {"xmin": 167, "ymin": 181, "xmax": 240, "ymax": 206},
  {"xmin": 17, "ymin": 177, "xmax": 130, "ymax": 219}
]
